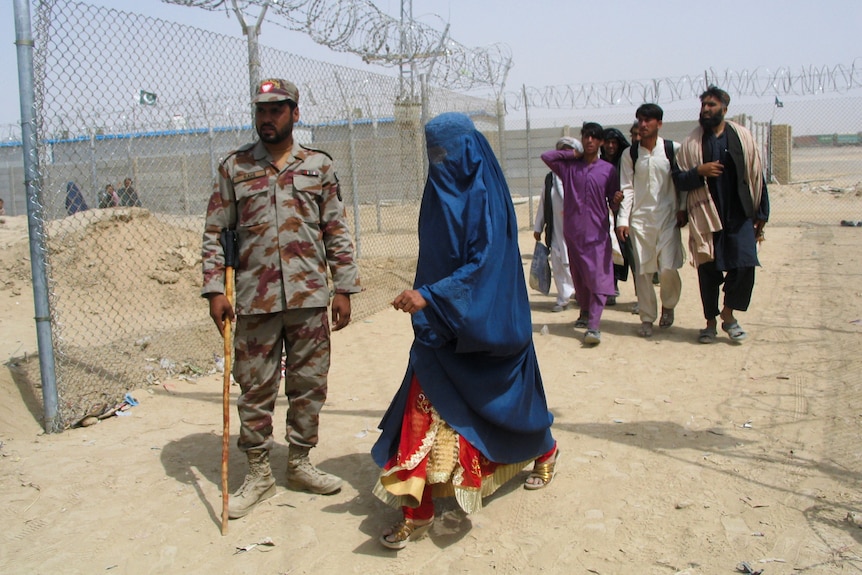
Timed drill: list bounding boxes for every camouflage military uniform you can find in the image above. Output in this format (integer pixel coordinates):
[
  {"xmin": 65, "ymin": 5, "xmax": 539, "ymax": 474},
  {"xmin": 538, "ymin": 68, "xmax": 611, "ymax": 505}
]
[{"xmin": 202, "ymin": 139, "xmax": 360, "ymax": 451}]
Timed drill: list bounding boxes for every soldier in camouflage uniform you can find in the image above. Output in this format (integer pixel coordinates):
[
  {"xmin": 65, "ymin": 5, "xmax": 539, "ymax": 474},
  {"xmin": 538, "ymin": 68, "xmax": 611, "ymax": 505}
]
[{"xmin": 201, "ymin": 78, "xmax": 361, "ymax": 519}]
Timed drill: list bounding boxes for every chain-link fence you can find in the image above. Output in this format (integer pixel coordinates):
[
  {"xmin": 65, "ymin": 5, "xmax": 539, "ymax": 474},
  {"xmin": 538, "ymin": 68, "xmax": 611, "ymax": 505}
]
[
  {"xmin": 7, "ymin": 0, "xmax": 862, "ymax": 430},
  {"xmin": 11, "ymin": 0, "xmax": 499, "ymax": 430}
]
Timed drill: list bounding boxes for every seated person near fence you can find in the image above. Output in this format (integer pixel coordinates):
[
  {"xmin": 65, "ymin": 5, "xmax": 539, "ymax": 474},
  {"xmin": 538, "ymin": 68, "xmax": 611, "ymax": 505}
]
[
  {"xmin": 65, "ymin": 181, "xmax": 88, "ymax": 215},
  {"xmin": 117, "ymin": 178, "xmax": 141, "ymax": 207},
  {"xmin": 98, "ymin": 184, "xmax": 118, "ymax": 209}
]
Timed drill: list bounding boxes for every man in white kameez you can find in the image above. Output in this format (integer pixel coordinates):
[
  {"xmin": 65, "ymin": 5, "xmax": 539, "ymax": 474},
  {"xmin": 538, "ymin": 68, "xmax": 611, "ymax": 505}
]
[
  {"xmin": 533, "ymin": 136, "xmax": 583, "ymax": 312},
  {"xmin": 616, "ymin": 103, "xmax": 685, "ymax": 337}
]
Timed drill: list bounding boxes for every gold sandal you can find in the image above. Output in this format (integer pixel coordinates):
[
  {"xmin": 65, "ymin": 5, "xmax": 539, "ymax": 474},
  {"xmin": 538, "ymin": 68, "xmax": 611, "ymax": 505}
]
[
  {"xmin": 524, "ymin": 448, "xmax": 560, "ymax": 490},
  {"xmin": 379, "ymin": 518, "xmax": 434, "ymax": 550}
]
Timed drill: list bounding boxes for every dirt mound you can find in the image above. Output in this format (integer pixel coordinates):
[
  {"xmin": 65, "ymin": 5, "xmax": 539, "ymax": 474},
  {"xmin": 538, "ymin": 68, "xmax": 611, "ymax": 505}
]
[{"xmin": 4, "ymin": 209, "xmax": 220, "ymax": 429}]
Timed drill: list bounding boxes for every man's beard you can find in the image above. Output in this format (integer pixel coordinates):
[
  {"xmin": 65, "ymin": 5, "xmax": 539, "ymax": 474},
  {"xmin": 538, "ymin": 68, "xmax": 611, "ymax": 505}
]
[
  {"xmin": 257, "ymin": 121, "xmax": 292, "ymax": 144},
  {"xmin": 699, "ymin": 111, "xmax": 724, "ymax": 129}
]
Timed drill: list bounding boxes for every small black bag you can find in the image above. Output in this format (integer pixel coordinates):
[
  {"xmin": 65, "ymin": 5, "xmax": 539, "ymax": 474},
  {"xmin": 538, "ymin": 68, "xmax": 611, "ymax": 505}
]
[{"xmin": 529, "ymin": 242, "xmax": 552, "ymax": 295}]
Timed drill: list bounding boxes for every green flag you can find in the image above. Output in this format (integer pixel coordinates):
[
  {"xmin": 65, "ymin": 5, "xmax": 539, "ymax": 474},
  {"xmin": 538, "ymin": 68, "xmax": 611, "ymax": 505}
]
[{"xmin": 139, "ymin": 90, "xmax": 157, "ymax": 106}]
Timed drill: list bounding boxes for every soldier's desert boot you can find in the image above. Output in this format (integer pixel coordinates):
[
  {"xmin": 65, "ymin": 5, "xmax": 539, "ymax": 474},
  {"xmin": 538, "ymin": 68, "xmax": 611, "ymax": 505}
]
[
  {"xmin": 286, "ymin": 445, "xmax": 343, "ymax": 495},
  {"xmin": 228, "ymin": 449, "xmax": 276, "ymax": 519}
]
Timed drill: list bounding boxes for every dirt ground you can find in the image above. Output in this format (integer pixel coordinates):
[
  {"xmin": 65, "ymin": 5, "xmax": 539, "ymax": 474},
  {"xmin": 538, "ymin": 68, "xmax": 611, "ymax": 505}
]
[{"xmin": 1, "ymin": 184, "xmax": 862, "ymax": 575}]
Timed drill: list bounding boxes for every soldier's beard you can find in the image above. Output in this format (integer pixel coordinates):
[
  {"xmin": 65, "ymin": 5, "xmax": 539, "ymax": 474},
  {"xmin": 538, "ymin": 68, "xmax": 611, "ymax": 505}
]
[{"xmin": 257, "ymin": 122, "xmax": 293, "ymax": 144}]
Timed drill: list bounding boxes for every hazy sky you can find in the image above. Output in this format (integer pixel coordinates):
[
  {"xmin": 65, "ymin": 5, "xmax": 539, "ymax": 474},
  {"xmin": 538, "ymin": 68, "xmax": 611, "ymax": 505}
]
[{"xmin": 3, "ymin": 0, "xmax": 861, "ymax": 130}]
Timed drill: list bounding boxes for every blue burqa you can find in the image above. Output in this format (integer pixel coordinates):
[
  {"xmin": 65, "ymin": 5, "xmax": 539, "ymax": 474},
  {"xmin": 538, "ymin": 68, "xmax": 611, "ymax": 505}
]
[{"xmin": 372, "ymin": 113, "xmax": 555, "ymax": 467}]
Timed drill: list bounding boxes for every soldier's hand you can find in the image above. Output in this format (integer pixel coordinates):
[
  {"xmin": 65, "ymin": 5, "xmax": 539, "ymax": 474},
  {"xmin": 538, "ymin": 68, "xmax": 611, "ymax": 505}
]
[
  {"xmin": 331, "ymin": 293, "xmax": 352, "ymax": 331},
  {"xmin": 676, "ymin": 210, "xmax": 689, "ymax": 228},
  {"xmin": 207, "ymin": 293, "xmax": 235, "ymax": 336},
  {"xmin": 392, "ymin": 289, "xmax": 427, "ymax": 315},
  {"xmin": 533, "ymin": 231, "xmax": 541, "ymax": 242}
]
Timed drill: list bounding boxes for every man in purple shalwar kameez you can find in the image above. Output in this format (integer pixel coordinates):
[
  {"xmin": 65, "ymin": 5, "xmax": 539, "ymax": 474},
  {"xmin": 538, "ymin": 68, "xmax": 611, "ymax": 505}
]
[{"xmin": 541, "ymin": 122, "xmax": 620, "ymax": 345}]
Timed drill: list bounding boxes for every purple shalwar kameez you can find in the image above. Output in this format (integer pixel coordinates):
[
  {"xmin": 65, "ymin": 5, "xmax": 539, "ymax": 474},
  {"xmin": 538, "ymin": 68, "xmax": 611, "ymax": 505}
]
[{"xmin": 541, "ymin": 150, "xmax": 618, "ymax": 330}]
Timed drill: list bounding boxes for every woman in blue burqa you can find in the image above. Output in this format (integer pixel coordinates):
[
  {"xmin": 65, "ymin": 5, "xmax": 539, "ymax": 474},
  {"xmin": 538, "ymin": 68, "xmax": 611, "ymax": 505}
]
[
  {"xmin": 64, "ymin": 181, "xmax": 88, "ymax": 215},
  {"xmin": 372, "ymin": 113, "xmax": 559, "ymax": 550}
]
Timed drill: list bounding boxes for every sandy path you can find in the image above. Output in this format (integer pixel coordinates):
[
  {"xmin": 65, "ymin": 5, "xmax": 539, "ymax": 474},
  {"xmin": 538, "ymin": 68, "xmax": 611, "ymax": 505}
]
[{"xmin": 1, "ymin": 216, "xmax": 862, "ymax": 574}]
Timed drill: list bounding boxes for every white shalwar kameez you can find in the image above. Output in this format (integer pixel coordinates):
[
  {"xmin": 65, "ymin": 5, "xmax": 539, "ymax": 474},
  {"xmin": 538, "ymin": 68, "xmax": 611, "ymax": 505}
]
[{"xmin": 617, "ymin": 137, "xmax": 685, "ymax": 324}]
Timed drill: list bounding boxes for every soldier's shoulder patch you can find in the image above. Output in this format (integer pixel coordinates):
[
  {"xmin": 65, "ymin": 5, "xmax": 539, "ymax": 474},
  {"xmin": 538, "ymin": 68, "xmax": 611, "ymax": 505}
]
[
  {"xmin": 299, "ymin": 143, "xmax": 333, "ymax": 161},
  {"xmin": 219, "ymin": 142, "xmax": 256, "ymax": 168}
]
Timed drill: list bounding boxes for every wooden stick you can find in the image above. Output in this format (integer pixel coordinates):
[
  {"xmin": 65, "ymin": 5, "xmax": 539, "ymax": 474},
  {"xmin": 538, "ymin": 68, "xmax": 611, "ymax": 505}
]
[{"xmin": 221, "ymin": 266, "xmax": 234, "ymax": 536}]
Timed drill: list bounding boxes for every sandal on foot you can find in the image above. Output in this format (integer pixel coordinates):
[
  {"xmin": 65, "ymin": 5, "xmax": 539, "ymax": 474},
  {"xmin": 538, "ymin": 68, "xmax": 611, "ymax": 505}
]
[
  {"xmin": 524, "ymin": 449, "xmax": 560, "ymax": 490},
  {"xmin": 721, "ymin": 321, "xmax": 747, "ymax": 342},
  {"xmin": 638, "ymin": 322, "xmax": 653, "ymax": 337},
  {"xmin": 573, "ymin": 316, "xmax": 589, "ymax": 329},
  {"xmin": 659, "ymin": 308, "xmax": 674, "ymax": 329},
  {"xmin": 379, "ymin": 518, "xmax": 434, "ymax": 550},
  {"xmin": 698, "ymin": 327, "xmax": 717, "ymax": 344}
]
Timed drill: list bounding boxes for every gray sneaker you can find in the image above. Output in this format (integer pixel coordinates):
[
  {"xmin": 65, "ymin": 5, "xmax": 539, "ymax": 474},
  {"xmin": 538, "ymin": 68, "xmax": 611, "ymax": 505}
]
[
  {"xmin": 287, "ymin": 446, "xmax": 343, "ymax": 495},
  {"xmin": 228, "ymin": 449, "xmax": 276, "ymax": 519},
  {"xmin": 584, "ymin": 329, "xmax": 602, "ymax": 345}
]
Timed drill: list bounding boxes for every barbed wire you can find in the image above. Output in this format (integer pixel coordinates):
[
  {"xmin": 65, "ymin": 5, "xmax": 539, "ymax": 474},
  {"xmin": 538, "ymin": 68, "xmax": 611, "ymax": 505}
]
[
  {"xmin": 160, "ymin": 0, "xmax": 513, "ymax": 93},
  {"xmin": 506, "ymin": 59, "xmax": 862, "ymax": 111},
  {"xmin": 8, "ymin": 55, "xmax": 859, "ymax": 143}
]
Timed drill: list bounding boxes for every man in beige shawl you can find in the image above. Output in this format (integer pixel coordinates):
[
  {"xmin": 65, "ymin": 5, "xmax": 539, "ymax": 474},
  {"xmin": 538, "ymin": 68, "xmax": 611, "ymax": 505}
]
[{"xmin": 673, "ymin": 86, "xmax": 769, "ymax": 344}]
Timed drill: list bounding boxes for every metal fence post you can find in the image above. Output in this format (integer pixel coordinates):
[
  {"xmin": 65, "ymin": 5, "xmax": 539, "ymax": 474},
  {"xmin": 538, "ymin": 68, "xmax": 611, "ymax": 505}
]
[
  {"xmin": 231, "ymin": 0, "xmax": 269, "ymax": 121},
  {"xmin": 523, "ymin": 84, "xmax": 534, "ymax": 227},
  {"xmin": 420, "ymin": 73, "xmax": 429, "ymax": 182},
  {"xmin": 14, "ymin": 0, "xmax": 60, "ymax": 432},
  {"xmin": 496, "ymin": 95, "xmax": 506, "ymax": 177},
  {"xmin": 89, "ymin": 125, "xmax": 98, "ymax": 200},
  {"xmin": 199, "ymin": 96, "xmax": 218, "ymax": 185},
  {"xmin": 334, "ymin": 73, "xmax": 362, "ymax": 257}
]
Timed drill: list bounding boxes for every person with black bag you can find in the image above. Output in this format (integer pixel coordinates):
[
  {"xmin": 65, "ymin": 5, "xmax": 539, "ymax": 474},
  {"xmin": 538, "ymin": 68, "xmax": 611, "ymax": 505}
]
[{"xmin": 600, "ymin": 127, "xmax": 633, "ymax": 307}]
